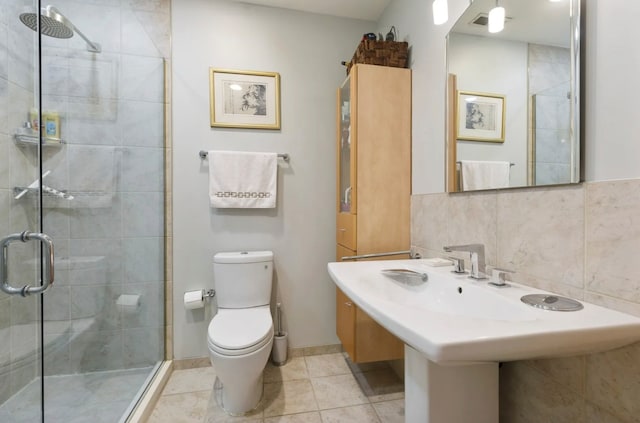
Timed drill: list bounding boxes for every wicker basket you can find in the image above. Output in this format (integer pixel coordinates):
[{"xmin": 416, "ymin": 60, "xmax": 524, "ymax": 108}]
[{"xmin": 347, "ymin": 40, "xmax": 409, "ymax": 74}]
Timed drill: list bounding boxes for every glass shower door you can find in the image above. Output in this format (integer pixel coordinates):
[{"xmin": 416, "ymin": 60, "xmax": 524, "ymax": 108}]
[
  {"xmin": 37, "ymin": 0, "xmax": 166, "ymax": 421},
  {"xmin": 0, "ymin": 2, "xmax": 52, "ymax": 422}
]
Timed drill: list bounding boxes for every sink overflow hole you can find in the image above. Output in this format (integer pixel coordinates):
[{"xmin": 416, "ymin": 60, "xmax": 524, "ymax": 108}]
[{"xmin": 457, "ymin": 287, "xmax": 463, "ymax": 294}]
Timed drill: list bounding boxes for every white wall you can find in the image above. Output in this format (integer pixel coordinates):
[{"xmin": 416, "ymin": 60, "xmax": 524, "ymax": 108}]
[
  {"xmin": 584, "ymin": 0, "xmax": 640, "ymax": 181},
  {"xmin": 171, "ymin": 0, "xmax": 373, "ymax": 359},
  {"xmin": 448, "ymin": 33, "xmax": 528, "ymax": 187},
  {"xmin": 376, "ymin": 0, "xmax": 453, "ymax": 194}
]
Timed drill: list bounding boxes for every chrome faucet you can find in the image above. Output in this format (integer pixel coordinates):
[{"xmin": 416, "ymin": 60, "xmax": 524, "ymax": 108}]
[{"xmin": 443, "ymin": 244, "xmax": 487, "ymax": 280}]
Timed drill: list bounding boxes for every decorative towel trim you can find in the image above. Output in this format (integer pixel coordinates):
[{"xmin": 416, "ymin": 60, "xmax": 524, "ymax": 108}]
[{"xmin": 208, "ymin": 150, "xmax": 277, "ymax": 208}]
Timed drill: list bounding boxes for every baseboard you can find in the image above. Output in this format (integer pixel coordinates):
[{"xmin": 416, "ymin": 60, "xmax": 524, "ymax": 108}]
[
  {"xmin": 173, "ymin": 357, "xmax": 211, "ymax": 370},
  {"xmin": 289, "ymin": 343, "xmax": 343, "ymax": 358}
]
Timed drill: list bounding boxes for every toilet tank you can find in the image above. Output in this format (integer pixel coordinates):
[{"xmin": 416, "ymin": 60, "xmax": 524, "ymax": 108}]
[{"xmin": 213, "ymin": 251, "xmax": 274, "ymax": 308}]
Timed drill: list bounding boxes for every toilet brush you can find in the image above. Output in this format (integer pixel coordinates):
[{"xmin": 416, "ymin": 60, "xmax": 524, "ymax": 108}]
[
  {"xmin": 276, "ymin": 302, "xmax": 283, "ymax": 336},
  {"xmin": 272, "ymin": 302, "xmax": 288, "ymax": 365}
]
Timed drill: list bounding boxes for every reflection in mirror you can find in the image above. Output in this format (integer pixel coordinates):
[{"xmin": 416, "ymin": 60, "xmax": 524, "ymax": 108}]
[{"xmin": 446, "ymin": 0, "xmax": 580, "ymax": 192}]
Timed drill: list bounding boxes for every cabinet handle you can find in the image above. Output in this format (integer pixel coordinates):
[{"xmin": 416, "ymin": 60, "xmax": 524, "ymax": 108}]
[
  {"xmin": 345, "ymin": 302, "xmax": 352, "ymax": 307},
  {"xmin": 339, "ymin": 228, "xmax": 346, "ymax": 232}
]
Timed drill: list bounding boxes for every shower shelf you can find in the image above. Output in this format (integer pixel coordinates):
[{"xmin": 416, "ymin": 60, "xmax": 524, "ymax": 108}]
[
  {"xmin": 14, "ymin": 133, "xmax": 65, "ymax": 147},
  {"xmin": 13, "ymin": 187, "xmax": 111, "ymax": 199},
  {"xmin": 13, "ymin": 186, "xmax": 74, "ymax": 200}
]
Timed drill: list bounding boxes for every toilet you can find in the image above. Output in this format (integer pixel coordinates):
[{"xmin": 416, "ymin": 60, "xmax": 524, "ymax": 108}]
[{"xmin": 207, "ymin": 251, "xmax": 274, "ymax": 415}]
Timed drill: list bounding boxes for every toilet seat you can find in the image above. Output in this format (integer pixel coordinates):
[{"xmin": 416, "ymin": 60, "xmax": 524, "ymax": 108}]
[{"xmin": 208, "ymin": 307, "xmax": 273, "ymax": 356}]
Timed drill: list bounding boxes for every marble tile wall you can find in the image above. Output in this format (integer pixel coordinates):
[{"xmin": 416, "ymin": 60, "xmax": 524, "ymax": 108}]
[
  {"xmin": 0, "ymin": 0, "xmax": 170, "ymax": 403},
  {"xmin": 411, "ymin": 179, "xmax": 640, "ymax": 422}
]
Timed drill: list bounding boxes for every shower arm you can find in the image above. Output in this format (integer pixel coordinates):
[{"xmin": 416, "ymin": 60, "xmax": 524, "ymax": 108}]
[
  {"xmin": 46, "ymin": 6, "xmax": 101, "ymax": 53},
  {"xmin": 69, "ymin": 24, "xmax": 101, "ymax": 53}
]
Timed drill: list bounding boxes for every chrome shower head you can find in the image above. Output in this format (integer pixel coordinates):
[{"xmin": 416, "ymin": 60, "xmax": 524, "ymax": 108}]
[
  {"xmin": 19, "ymin": 6, "xmax": 73, "ymax": 39},
  {"xmin": 18, "ymin": 5, "xmax": 101, "ymax": 53}
]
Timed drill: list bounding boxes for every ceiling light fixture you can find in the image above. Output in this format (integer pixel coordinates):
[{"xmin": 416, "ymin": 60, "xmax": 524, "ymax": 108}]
[
  {"xmin": 488, "ymin": 0, "xmax": 505, "ymax": 33},
  {"xmin": 432, "ymin": 0, "xmax": 448, "ymax": 25}
]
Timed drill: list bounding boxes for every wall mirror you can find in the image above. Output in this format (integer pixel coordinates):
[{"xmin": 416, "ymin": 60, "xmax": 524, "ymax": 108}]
[{"xmin": 446, "ymin": 0, "xmax": 581, "ymax": 192}]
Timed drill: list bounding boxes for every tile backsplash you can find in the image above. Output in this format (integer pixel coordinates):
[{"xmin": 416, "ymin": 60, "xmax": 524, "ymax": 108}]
[{"xmin": 411, "ymin": 179, "xmax": 640, "ymax": 422}]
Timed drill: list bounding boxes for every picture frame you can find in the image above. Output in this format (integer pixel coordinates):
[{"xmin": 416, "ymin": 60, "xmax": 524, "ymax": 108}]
[
  {"xmin": 209, "ymin": 68, "xmax": 281, "ymax": 129},
  {"xmin": 456, "ymin": 91, "xmax": 505, "ymax": 142}
]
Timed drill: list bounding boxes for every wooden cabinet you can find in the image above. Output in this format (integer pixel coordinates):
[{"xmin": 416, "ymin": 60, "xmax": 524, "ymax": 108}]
[
  {"xmin": 336, "ymin": 287, "xmax": 356, "ymax": 358},
  {"xmin": 335, "ymin": 64, "xmax": 411, "ymax": 363},
  {"xmin": 336, "ymin": 286, "xmax": 405, "ymax": 363}
]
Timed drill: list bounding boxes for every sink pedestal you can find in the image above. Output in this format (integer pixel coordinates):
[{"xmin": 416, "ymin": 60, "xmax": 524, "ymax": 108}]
[{"xmin": 405, "ymin": 346, "xmax": 498, "ymax": 423}]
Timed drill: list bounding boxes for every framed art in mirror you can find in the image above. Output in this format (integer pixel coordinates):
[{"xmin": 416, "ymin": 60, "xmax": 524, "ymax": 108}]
[{"xmin": 457, "ymin": 91, "xmax": 505, "ymax": 142}]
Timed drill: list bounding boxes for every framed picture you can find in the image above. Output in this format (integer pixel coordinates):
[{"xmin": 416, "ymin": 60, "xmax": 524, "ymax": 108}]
[
  {"xmin": 209, "ymin": 68, "xmax": 281, "ymax": 129},
  {"xmin": 456, "ymin": 91, "xmax": 505, "ymax": 142}
]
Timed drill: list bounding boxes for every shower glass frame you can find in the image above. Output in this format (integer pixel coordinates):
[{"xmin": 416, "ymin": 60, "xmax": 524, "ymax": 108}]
[{"xmin": 0, "ymin": 0, "xmax": 167, "ymax": 421}]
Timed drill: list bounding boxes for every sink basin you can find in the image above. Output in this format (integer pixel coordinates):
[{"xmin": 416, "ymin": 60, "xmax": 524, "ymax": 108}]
[
  {"xmin": 328, "ymin": 259, "xmax": 640, "ymax": 364},
  {"xmin": 329, "ymin": 259, "xmax": 640, "ymax": 422}
]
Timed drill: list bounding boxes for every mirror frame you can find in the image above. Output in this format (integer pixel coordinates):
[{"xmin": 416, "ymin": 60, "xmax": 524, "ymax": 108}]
[{"xmin": 445, "ymin": 0, "xmax": 583, "ymax": 193}]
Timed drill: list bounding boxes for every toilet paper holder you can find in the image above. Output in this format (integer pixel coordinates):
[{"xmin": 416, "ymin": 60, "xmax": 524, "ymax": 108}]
[{"xmin": 183, "ymin": 289, "xmax": 217, "ymax": 311}]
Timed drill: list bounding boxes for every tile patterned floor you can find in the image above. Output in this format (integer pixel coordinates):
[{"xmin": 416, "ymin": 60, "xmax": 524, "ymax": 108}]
[{"xmin": 147, "ymin": 352, "xmax": 405, "ymax": 423}]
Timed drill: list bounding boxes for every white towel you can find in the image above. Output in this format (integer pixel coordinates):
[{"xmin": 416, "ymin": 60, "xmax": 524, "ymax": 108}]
[
  {"xmin": 208, "ymin": 151, "xmax": 277, "ymax": 208},
  {"xmin": 460, "ymin": 160, "xmax": 510, "ymax": 191}
]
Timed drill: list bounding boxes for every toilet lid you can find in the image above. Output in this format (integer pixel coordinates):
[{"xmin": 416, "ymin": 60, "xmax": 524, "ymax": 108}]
[{"xmin": 208, "ymin": 307, "xmax": 273, "ymax": 352}]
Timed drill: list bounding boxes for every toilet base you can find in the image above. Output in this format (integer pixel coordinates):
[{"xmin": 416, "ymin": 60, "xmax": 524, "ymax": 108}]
[
  {"xmin": 214, "ymin": 374, "xmax": 264, "ymax": 416},
  {"xmin": 208, "ymin": 331, "xmax": 273, "ymax": 416}
]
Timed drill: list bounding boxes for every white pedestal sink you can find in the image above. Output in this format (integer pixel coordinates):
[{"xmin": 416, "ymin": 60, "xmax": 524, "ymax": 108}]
[{"xmin": 328, "ymin": 260, "xmax": 640, "ymax": 423}]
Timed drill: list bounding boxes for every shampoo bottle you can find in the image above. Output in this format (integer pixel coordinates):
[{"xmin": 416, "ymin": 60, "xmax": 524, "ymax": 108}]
[
  {"xmin": 29, "ymin": 108, "xmax": 39, "ymax": 133},
  {"xmin": 43, "ymin": 111, "xmax": 60, "ymax": 139}
]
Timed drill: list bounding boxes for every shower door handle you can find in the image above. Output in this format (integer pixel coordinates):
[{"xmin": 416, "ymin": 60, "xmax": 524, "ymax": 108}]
[{"xmin": 0, "ymin": 231, "xmax": 55, "ymax": 297}]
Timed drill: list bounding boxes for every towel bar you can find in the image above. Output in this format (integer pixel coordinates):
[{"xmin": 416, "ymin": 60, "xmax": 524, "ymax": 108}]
[
  {"xmin": 456, "ymin": 161, "xmax": 514, "ymax": 166},
  {"xmin": 341, "ymin": 250, "xmax": 414, "ymax": 261},
  {"xmin": 199, "ymin": 150, "xmax": 290, "ymax": 162}
]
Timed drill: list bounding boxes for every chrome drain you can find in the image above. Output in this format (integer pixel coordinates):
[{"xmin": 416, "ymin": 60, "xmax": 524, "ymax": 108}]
[{"xmin": 521, "ymin": 294, "xmax": 583, "ymax": 311}]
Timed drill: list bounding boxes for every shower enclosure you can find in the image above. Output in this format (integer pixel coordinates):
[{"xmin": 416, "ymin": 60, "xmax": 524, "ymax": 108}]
[
  {"xmin": 528, "ymin": 43, "xmax": 572, "ymax": 186},
  {"xmin": 0, "ymin": 1, "xmax": 169, "ymax": 421},
  {"xmin": 532, "ymin": 85, "xmax": 572, "ymax": 185}
]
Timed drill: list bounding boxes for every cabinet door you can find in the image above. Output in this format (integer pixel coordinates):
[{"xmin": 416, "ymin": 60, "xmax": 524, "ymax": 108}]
[
  {"xmin": 336, "ymin": 284, "xmax": 404, "ymax": 363},
  {"xmin": 354, "ymin": 64, "xmax": 411, "ymax": 255},
  {"xmin": 336, "ymin": 213, "xmax": 356, "ymax": 251},
  {"xmin": 336, "ymin": 76, "xmax": 357, "ymax": 216},
  {"xmin": 354, "ymin": 307, "xmax": 404, "ymax": 363},
  {"xmin": 336, "ymin": 287, "xmax": 356, "ymax": 359},
  {"xmin": 336, "ymin": 243, "xmax": 356, "ymax": 262}
]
